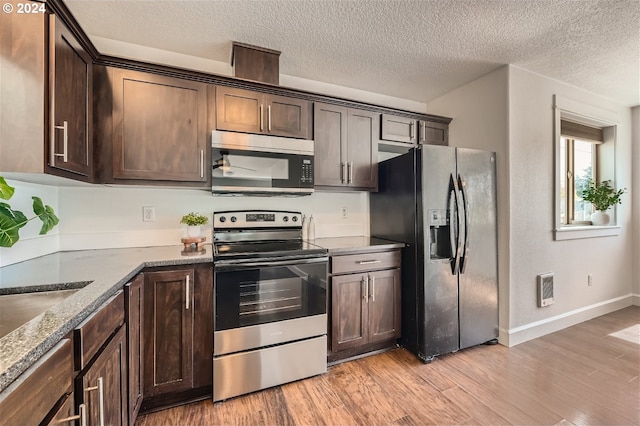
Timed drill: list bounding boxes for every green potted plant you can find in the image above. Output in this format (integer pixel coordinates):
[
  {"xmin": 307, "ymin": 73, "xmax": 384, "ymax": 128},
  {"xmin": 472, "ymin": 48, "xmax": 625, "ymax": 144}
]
[
  {"xmin": 180, "ymin": 212, "xmax": 209, "ymax": 238},
  {"xmin": 0, "ymin": 176, "xmax": 59, "ymax": 247},
  {"xmin": 579, "ymin": 179, "xmax": 626, "ymax": 226}
]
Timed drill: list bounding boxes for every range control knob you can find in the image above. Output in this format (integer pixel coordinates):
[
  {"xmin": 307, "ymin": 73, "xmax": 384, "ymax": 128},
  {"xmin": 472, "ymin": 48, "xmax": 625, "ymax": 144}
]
[
  {"xmin": 230, "ymin": 216, "xmax": 237, "ymax": 223},
  {"xmin": 219, "ymin": 216, "xmax": 226, "ymax": 223},
  {"xmin": 292, "ymin": 216, "xmax": 298, "ymax": 222},
  {"xmin": 283, "ymin": 216, "xmax": 289, "ymax": 222}
]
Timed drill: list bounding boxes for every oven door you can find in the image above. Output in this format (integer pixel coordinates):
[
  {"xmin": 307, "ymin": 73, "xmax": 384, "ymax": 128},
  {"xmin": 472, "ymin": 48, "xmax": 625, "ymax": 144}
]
[{"xmin": 213, "ymin": 256, "xmax": 328, "ymax": 355}]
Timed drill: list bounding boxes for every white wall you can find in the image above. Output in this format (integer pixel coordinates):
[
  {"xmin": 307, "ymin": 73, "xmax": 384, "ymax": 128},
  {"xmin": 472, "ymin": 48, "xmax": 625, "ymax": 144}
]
[
  {"xmin": 56, "ymin": 187, "xmax": 368, "ymax": 251},
  {"xmin": 427, "ymin": 66, "xmax": 511, "ymax": 343},
  {"xmin": 632, "ymin": 106, "xmax": 640, "ymax": 302},
  {"xmin": 507, "ymin": 66, "xmax": 633, "ymax": 344}
]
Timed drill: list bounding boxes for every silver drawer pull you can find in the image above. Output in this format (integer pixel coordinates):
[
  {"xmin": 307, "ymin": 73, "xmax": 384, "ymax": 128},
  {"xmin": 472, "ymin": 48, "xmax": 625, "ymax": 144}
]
[
  {"xmin": 369, "ymin": 274, "xmax": 375, "ymax": 302},
  {"xmin": 85, "ymin": 377, "xmax": 105, "ymax": 426},
  {"xmin": 357, "ymin": 260, "xmax": 382, "ymax": 265},
  {"xmin": 186, "ymin": 274, "xmax": 190, "ymax": 310},
  {"xmin": 56, "ymin": 403, "xmax": 86, "ymax": 426}
]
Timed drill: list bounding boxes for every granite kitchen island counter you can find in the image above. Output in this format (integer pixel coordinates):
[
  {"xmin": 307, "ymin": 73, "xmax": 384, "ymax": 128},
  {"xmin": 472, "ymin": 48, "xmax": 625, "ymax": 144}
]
[{"xmin": 0, "ymin": 245, "xmax": 212, "ymax": 393}]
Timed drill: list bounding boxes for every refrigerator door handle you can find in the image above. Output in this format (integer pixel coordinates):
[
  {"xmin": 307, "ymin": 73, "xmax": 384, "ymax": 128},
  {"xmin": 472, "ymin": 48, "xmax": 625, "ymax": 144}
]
[
  {"xmin": 458, "ymin": 174, "xmax": 470, "ymax": 274},
  {"xmin": 449, "ymin": 174, "xmax": 462, "ymax": 275}
]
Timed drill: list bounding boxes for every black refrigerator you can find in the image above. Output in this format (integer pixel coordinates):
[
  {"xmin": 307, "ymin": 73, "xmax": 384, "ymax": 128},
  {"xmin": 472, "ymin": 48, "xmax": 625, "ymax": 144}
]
[{"xmin": 370, "ymin": 145, "xmax": 498, "ymax": 362}]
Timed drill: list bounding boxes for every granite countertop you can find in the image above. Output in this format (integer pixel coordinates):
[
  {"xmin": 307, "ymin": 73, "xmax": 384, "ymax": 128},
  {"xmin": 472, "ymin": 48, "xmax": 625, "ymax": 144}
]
[
  {"xmin": 0, "ymin": 237, "xmax": 402, "ymax": 393},
  {"xmin": 311, "ymin": 236, "xmax": 405, "ymax": 254},
  {"xmin": 0, "ymin": 245, "xmax": 212, "ymax": 393}
]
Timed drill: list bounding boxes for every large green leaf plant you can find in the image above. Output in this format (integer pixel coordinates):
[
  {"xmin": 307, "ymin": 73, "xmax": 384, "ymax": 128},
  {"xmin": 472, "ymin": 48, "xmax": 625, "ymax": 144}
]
[{"xmin": 0, "ymin": 177, "xmax": 59, "ymax": 247}]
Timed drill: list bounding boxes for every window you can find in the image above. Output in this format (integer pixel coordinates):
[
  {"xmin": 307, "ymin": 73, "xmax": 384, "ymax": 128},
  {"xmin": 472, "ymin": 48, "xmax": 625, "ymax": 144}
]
[
  {"xmin": 553, "ymin": 95, "xmax": 620, "ymax": 240},
  {"xmin": 560, "ymin": 119, "xmax": 602, "ymax": 225}
]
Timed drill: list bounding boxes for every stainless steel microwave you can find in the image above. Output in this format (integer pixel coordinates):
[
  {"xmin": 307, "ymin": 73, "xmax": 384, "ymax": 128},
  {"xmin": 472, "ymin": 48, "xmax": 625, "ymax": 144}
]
[{"xmin": 211, "ymin": 131, "xmax": 314, "ymax": 195}]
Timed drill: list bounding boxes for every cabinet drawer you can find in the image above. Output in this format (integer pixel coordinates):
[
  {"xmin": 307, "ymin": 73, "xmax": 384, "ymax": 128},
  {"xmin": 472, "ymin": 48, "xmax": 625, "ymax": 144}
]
[
  {"xmin": 0, "ymin": 339, "xmax": 73, "ymax": 425},
  {"xmin": 331, "ymin": 250, "xmax": 401, "ymax": 274},
  {"xmin": 74, "ymin": 291, "xmax": 125, "ymax": 370}
]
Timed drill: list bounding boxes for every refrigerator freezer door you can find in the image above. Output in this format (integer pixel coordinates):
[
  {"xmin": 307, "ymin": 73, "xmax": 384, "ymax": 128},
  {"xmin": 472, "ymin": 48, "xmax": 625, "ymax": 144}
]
[
  {"xmin": 419, "ymin": 145, "xmax": 459, "ymax": 359},
  {"xmin": 456, "ymin": 148, "xmax": 499, "ymax": 349}
]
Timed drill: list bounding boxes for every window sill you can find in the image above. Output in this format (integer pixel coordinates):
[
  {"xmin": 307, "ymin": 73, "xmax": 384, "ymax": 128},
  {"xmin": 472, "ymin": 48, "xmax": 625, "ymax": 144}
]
[{"xmin": 554, "ymin": 225, "xmax": 621, "ymax": 241}]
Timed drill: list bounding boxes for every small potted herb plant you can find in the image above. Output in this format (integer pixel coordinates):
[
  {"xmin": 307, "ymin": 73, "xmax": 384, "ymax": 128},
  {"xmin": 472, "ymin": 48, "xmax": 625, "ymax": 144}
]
[
  {"xmin": 180, "ymin": 212, "xmax": 209, "ymax": 238},
  {"xmin": 580, "ymin": 179, "xmax": 626, "ymax": 226}
]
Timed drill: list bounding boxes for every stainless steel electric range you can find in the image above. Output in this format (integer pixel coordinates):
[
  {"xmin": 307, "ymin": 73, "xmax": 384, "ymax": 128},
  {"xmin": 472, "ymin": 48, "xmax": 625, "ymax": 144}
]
[{"xmin": 212, "ymin": 210, "xmax": 328, "ymax": 402}]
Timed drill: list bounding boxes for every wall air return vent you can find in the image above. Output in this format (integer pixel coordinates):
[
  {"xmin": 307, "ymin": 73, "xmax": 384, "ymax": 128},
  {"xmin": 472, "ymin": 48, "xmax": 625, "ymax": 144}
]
[{"xmin": 537, "ymin": 273, "xmax": 555, "ymax": 307}]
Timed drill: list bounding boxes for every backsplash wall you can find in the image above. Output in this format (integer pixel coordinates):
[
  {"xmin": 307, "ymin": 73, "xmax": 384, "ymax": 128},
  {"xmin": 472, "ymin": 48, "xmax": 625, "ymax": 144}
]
[{"xmin": 1, "ymin": 182, "xmax": 369, "ymax": 266}]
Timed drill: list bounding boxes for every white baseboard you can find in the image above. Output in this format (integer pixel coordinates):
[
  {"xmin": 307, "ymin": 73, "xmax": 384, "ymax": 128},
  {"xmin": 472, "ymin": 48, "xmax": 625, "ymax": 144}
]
[{"xmin": 502, "ymin": 294, "xmax": 635, "ymax": 347}]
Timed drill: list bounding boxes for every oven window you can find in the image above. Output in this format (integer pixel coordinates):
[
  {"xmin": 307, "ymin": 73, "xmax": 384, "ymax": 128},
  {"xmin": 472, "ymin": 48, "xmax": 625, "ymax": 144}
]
[{"xmin": 215, "ymin": 262, "xmax": 327, "ymax": 331}]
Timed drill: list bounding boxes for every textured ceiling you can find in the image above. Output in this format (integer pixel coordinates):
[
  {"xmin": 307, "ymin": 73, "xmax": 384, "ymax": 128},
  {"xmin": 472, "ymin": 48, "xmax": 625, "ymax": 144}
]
[{"xmin": 65, "ymin": 0, "xmax": 640, "ymax": 107}]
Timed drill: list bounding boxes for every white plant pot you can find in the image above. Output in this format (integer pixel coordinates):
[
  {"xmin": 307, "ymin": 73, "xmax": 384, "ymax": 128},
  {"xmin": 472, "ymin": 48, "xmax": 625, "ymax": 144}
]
[
  {"xmin": 187, "ymin": 225, "xmax": 201, "ymax": 238},
  {"xmin": 591, "ymin": 211, "xmax": 610, "ymax": 226}
]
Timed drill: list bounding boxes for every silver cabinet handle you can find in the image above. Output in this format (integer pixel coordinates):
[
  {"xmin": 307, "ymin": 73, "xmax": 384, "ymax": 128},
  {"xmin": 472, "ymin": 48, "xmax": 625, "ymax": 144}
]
[
  {"xmin": 357, "ymin": 260, "xmax": 381, "ymax": 265},
  {"xmin": 85, "ymin": 377, "xmax": 105, "ymax": 426},
  {"xmin": 420, "ymin": 121, "xmax": 426, "ymax": 143},
  {"xmin": 186, "ymin": 274, "xmax": 190, "ymax": 310},
  {"xmin": 267, "ymin": 105, "xmax": 272, "ymax": 132},
  {"xmin": 362, "ymin": 276, "xmax": 368, "ymax": 300},
  {"xmin": 56, "ymin": 403, "xmax": 87, "ymax": 426},
  {"xmin": 259, "ymin": 104, "xmax": 264, "ymax": 131},
  {"xmin": 369, "ymin": 274, "xmax": 375, "ymax": 302},
  {"xmin": 409, "ymin": 121, "xmax": 415, "ymax": 141},
  {"xmin": 52, "ymin": 120, "xmax": 68, "ymax": 164},
  {"xmin": 348, "ymin": 162, "xmax": 353, "ymax": 184},
  {"xmin": 200, "ymin": 149, "xmax": 204, "ymax": 178},
  {"xmin": 341, "ymin": 162, "xmax": 346, "ymax": 184}
]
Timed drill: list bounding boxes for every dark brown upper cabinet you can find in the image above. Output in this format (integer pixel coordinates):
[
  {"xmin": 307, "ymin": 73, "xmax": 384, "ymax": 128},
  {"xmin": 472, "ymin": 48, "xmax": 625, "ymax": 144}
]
[
  {"xmin": 108, "ymin": 68, "xmax": 208, "ymax": 184},
  {"xmin": 216, "ymin": 86, "xmax": 312, "ymax": 139},
  {"xmin": 0, "ymin": 8, "xmax": 93, "ymax": 182},
  {"xmin": 419, "ymin": 120, "xmax": 449, "ymax": 146},
  {"xmin": 314, "ymin": 103, "xmax": 378, "ymax": 190},
  {"xmin": 381, "ymin": 113, "xmax": 417, "ymax": 145},
  {"xmin": 48, "ymin": 14, "xmax": 93, "ymax": 178}
]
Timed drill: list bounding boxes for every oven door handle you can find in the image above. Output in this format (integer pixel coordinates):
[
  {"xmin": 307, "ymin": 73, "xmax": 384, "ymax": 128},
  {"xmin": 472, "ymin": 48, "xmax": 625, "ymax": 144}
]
[{"xmin": 215, "ymin": 256, "xmax": 329, "ymax": 270}]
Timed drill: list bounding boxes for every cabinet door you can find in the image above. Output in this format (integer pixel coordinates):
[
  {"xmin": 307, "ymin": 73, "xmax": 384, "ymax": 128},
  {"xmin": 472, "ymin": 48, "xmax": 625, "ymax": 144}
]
[
  {"xmin": 112, "ymin": 69, "xmax": 207, "ymax": 182},
  {"xmin": 0, "ymin": 6, "xmax": 46, "ymax": 174},
  {"xmin": 419, "ymin": 121, "xmax": 448, "ymax": 146},
  {"xmin": 347, "ymin": 108, "xmax": 378, "ymax": 189},
  {"xmin": 367, "ymin": 269, "xmax": 402, "ymax": 344},
  {"xmin": 266, "ymin": 94, "xmax": 311, "ymax": 139},
  {"xmin": 381, "ymin": 114, "xmax": 417, "ymax": 144},
  {"xmin": 125, "ymin": 275, "xmax": 144, "ymax": 424},
  {"xmin": 49, "ymin": 14, "xmax": 92, "ymax": 177},
  {"xmin": 78, "ymin": 326, "xmax": 127, "ymax": 426},
  {"xmin": 216, "ymin": 86, "xmax": 263, "ymax": 134},
  {"xmin": 143, "ymin": 269, "xmax": 195, "ymax": 397},
  {"xmin": 331, "ymin": 274, "xmax": 368, "ymax": 351},
  {"xmin": 313, "ymin": 102, "xmax": 348, "ymax": 187}
]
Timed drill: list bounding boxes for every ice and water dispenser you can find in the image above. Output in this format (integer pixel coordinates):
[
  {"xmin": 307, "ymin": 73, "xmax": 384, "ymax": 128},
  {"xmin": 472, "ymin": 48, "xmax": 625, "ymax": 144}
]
[{"xmin": 427, "ymin": 209, "xmax": 451, "ymax": 260}]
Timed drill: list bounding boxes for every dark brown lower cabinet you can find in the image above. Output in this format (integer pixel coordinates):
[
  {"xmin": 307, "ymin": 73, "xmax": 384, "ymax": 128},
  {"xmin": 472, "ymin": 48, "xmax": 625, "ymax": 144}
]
[
  {"xmin": 141, "ymin": 265, "xmax": 213, "ymax": 412},
  {"xmin": 76, "ymin": 326, "xmax": 127, "ymax": 426},
  {"xmin": 329, "ymin": 250, "xmax": 401, "ymax": 362},
  {"xmin": 126, "ymin": 274, "xmax": 144, "ymax": 424},
  {"xmin": 0, "ymin": 339, "xmax": 74, "ymax": 425}
]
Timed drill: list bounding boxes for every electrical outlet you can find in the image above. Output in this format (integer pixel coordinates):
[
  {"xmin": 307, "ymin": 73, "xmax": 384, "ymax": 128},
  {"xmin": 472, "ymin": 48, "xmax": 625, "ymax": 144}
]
[
  {"xmin": 143, "ymin": 206, "xmax": 155, "ymax": 222},
  {"xmin": 341, "ymin": 207, "xmax": 347, "ymax": 218},
  {"xmin": 588, "ymin": 274, "xmax": 593, "ymax": 286}
]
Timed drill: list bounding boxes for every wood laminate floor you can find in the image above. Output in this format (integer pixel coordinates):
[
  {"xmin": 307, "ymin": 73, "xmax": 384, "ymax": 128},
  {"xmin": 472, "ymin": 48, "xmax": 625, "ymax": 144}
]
[{"xmin": 136, "ymin": 306, "xmax": 640, "ymax": 425}]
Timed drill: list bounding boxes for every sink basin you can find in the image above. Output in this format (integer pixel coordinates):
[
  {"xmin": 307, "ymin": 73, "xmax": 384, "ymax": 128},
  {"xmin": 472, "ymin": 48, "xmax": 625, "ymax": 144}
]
[{"xmin": 0, "ymin": 289, "xmax": 80, "ymax": 338}]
